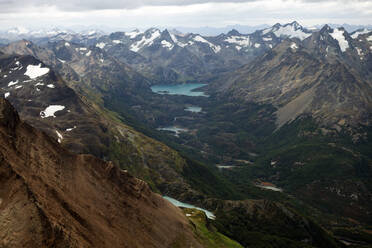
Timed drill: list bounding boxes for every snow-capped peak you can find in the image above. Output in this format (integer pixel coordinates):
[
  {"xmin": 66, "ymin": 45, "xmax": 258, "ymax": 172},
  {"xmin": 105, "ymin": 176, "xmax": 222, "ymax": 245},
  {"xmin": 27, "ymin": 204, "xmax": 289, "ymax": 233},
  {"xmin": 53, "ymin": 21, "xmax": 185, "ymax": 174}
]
[
  {"xmin": 227, "ymin": 29, "xmax": 241, "ymax": 36},
  {"xmin": 271, "ymin": 22, "xmax": 312, "ymax": 40},
  {"xmin": 130, "ymin": 29, "xmax": 161, "ymax": 52}
]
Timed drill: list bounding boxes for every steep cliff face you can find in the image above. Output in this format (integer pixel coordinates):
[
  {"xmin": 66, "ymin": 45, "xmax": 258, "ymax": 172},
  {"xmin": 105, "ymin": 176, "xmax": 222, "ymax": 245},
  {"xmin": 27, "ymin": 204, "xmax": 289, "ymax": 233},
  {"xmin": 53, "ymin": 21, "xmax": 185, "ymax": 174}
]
[{"xmin": 0, "ymin": 98, "xmax": 202, "ymax": 248}]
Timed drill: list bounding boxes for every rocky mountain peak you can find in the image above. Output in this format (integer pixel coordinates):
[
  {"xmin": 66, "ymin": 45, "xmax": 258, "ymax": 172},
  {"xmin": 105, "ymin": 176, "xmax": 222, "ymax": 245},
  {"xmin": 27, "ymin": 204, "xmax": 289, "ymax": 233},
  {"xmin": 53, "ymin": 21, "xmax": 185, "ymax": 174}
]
[
  {"xmin": 290, "ymin": 20, "xmax": 301, "ymax": 29},
  {"xmin": 320, "ymin": 24, "xmax": 333, "ymax": 33},
  {"xmin": 160, "ymin": 29, "xmax": 173, "ymax": 41},
  {"xmin": 227, "ymin": 29, "xmax": 241, "ymax": 36},
  {"xmin": 272, "ymin": 23, "xmax": 282, "ymax": 29}
]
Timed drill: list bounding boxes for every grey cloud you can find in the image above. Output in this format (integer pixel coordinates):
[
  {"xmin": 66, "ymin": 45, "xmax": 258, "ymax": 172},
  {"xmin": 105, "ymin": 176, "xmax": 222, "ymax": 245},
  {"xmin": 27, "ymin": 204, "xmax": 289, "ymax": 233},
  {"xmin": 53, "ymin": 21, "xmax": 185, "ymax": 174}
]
[
  {"xmin": 0, "ymin": 0, "xmax": 369, "ymax": 13},
  {"xmin": 0, "ymin": 0, "xmax": 256, "ymax": 12}
]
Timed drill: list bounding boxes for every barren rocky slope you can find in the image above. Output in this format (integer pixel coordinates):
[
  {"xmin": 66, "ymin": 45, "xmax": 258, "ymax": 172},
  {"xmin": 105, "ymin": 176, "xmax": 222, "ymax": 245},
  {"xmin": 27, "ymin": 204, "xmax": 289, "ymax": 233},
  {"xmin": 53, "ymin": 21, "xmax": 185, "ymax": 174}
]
[{"xmin": 0, "ymin": 98, "xmax": 203, "ymax": 248}]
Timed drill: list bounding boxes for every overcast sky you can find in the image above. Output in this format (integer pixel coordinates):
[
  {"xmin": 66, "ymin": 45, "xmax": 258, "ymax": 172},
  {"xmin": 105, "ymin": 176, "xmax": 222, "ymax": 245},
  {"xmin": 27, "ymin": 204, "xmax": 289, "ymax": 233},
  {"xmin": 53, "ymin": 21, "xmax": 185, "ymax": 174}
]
[{"xmin": 0, "ymin": 0, "xmax": 371, "ymax": 30}]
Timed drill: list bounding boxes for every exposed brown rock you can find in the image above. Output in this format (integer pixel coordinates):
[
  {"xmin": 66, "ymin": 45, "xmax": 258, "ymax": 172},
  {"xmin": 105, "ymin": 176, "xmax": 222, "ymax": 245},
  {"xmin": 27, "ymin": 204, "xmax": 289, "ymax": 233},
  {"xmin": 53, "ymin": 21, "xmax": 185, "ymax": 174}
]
[{"xmin": 0, "ymin": 98, "xmax": 202, "ymax": 248}]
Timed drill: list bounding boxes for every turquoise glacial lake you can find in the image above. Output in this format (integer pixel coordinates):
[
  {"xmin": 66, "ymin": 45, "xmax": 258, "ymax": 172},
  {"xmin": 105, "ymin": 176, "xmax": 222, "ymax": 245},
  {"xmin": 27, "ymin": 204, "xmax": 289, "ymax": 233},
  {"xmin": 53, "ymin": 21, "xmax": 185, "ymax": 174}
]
[{"xmin": 151, "ymin": 83, "xmax": 208, "ymax": 97}]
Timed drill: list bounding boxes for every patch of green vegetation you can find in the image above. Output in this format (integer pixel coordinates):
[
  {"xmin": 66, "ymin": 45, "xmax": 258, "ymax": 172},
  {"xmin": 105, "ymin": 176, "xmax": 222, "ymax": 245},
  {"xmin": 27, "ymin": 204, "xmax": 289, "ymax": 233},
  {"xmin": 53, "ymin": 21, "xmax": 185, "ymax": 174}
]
[
  {"xmin": 181, "ymin": 157, "xmax": 242, "ymax": 200},
  {"xmin": 182, "ymin": 208, "xmax": 243, "ymax": 248}
]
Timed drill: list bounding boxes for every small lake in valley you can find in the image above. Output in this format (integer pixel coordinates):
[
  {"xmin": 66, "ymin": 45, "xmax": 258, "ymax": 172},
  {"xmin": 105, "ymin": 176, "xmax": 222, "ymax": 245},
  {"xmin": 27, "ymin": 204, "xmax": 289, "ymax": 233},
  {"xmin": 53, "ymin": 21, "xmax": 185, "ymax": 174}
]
[
  {"xmin": 184, "ymin": 106, "xmax": 202, "ymax": 113},
  {"xmin": 151, "ymin": 83, "xmax": 208, "ymax": 97}
]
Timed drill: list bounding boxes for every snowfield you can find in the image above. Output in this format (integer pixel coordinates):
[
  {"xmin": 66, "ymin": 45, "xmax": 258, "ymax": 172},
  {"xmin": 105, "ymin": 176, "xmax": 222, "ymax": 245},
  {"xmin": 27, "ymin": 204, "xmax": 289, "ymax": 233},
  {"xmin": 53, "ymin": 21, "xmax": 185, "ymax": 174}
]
[
  {"xmin": 130, "ymin": 30, "xmax": 161, "ymax": 52},
  {"xmin": 161, "ymin": 40, "xmax": 174, "ymax": 50},
  {"xmin": 40, "ymin": 105, "xmax": 65, "ymax": 118},
  {"xmin": 330, "ymin": 28, "xmax": 349, "ymax": 52},
  {"xmin": 273, "ymin": 25, "xmax": 311, "ymax": 40},
  {"xmin": 225, "ymin": 36, "xmax": 251, "ymax": 47},
  {"xmin": 25, "ymin": 64, "xmax": 50, "ymax": 79},
  {"xmin": 193, "ymin": 35, "xmax": 221, "ymax": 53}
]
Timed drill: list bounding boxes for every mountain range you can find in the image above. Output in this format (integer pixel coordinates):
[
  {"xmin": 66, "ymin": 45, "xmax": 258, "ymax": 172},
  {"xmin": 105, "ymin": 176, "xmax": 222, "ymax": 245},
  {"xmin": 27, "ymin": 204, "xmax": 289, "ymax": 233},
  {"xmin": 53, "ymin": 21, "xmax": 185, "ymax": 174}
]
[{"xmin": 0, "ymin": 21, "xmax": 371, "ymax": 247}]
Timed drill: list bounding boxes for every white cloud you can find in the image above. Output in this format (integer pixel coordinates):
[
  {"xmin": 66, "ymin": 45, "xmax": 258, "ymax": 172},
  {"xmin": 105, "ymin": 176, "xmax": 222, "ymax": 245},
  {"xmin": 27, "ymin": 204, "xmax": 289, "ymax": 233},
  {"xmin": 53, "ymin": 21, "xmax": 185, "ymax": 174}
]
[{"xmin": 0, "ymin": 0, "xmax": 370, "ymax": 30}]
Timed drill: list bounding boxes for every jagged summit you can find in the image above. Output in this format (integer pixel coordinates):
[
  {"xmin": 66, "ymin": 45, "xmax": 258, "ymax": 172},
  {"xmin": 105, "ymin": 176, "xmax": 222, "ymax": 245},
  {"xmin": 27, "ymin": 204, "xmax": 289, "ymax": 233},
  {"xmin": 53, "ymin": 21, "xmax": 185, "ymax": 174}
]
[
  {"xmin": 227, "ymin": 29, "xmax": 241, "ymax": 36},
  {"xmin": 261, "ymin": 21, "xmax": 312, "ymax": 40}
]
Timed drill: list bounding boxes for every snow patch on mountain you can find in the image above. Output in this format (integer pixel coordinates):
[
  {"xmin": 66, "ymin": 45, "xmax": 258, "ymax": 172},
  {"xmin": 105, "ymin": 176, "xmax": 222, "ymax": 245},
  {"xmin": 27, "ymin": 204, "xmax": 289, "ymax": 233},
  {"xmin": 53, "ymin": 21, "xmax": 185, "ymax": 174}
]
[
  {"xmin": 55, "ymin": 130, "xmax": 63, "ymax": 143},
  {"xmin": 170, "ymin": 33, "xmax": 188, "ymax": 47},
  {"xmin": 355, "ymin": 47, "xmax": 364, "ymax": 60},
  {"xmin": 66, "ymin": 126, "xmax": 77, "ymax": 132},
  {"xmin": 170, "ymin": 33, "xmax": 178, "ymax": 43},
  {"xmin": 224, "ymin": 36, "xmax": 251, "ymax": 47},
  {"xmin": 96, "ymin": 42, "xmax": 106, "ymax": 49},
  {"xmin": 290, "ymin": 43, "xmax": 298, "ymax": 50},
  {"xmin": 161, "ymin": 40, "xmax": 174, "ymax": 50},
  {"xmin": 8, "ymin": 80, "xmax": 18, "ymax": 87},
  {"xmin": 193, "ymin": 35, "xmax": 221, "ymax": 53},
  {"xmin": 330, "ymin": 28, "xmax": 349, "ymax": 52},
  {"xmin": 57, "ymin": 58, "xmax": 66, "ymax": 63},
  {"xmin": 40, "ymin": 105, "xmax": 65, "ymax": 118},
  {"xmin": 273, "ymin": 25, "xmax": 311, "ymax": 40},
  {"xmin": 130, "ymin": 30, "xmax": 161, "ymax": 52},
  {"xmin": 25, "ymin": 64, "xmax": 50, "ymax": 79}
]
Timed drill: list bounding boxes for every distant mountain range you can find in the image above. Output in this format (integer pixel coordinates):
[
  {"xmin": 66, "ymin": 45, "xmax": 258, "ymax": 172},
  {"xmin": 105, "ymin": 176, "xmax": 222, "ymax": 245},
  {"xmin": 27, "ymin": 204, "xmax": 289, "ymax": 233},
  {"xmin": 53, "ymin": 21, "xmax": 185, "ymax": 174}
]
[{"xmin": 1, "ymin": 23, "xmax": 371, "ymax": 39}]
